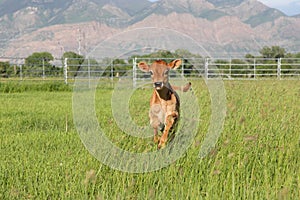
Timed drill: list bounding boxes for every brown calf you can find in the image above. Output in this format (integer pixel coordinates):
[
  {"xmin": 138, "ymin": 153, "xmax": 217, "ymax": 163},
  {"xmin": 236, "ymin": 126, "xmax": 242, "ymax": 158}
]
[{"xmin": 138, "ymin": 59, "xmax": 191, "ymax": 149}]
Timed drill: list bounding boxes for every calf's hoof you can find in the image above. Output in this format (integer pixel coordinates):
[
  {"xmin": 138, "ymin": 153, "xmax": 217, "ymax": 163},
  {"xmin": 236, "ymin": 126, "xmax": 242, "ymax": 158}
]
[
  {"xmin": 154, "ymin": 135, "xmax": 160, "ymax": 144},
  {"xmin": 157, "ymin": 141, "xmax": 166, "ymax": 149}
]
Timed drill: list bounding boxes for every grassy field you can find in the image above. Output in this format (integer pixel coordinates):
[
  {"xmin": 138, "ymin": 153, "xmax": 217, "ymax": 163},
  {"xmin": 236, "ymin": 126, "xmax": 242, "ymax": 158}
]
[{"xmin": 0, "ymin": 80, "xmax": 299, "ymax": 199}]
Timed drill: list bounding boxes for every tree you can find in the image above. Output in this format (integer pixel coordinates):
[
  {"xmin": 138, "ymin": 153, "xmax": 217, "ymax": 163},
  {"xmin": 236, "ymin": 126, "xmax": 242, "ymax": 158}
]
[
  {"xmin": 25, "ymin": 52, "xmax": 54, "ymax": 77},
  {"xmin": 81, "ymin": 58, "xmax": 101, "ymax": 77},
  {"xmin": 0, "ymin": 61, "xmax": 9, "ymax": 78},
  {"xmin": 112, "ymin": 59, "xmax": 130, "ymax": 77},
  {"xmin": 175, "ymin": 49, "xmax": 201, "ymax": 59},
  {"xmin": 245, "ymin": 53, "xmax": 255, "ymax": 59},
  {"xmin": 62, "ymin": 51, "xmax": 85, "ymax": 78},
  {"xmin": 294, "ymin": 52, "xmax": 300, "ymax": 58},
  {"xmin": 259, "ymin": 46, "xmax": 286, "ymax": 59},
  {"xmin": 150, "ymin": 50, "xmax": 174, "ymax": 59},
  {"xmin": 176, "ymin": 49, "xmax": 204, "ymax": 76}
]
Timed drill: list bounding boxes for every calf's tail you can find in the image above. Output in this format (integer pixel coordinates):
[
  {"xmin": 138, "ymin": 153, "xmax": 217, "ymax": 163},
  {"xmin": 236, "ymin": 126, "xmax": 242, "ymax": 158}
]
[{"xmin": 171, "ymin": 82, "xmax": 191, "ymax": 92}]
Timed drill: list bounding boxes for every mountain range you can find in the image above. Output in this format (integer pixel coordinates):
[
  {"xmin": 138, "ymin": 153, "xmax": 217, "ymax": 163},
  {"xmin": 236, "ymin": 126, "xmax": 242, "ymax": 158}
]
[{"xmin": 0, "ymin": 0, "xmax": 299, "ymax": 58}]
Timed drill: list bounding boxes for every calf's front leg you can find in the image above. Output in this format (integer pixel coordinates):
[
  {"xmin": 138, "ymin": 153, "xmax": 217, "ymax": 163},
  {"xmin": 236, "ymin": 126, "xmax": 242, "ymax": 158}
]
[
  {"xmin": 158, "ymin": 111, "xmax": 178, "ymax": 149},
  {"xmin": 149, "ymin": 104, "xmax": 164, "ymax": 144}
]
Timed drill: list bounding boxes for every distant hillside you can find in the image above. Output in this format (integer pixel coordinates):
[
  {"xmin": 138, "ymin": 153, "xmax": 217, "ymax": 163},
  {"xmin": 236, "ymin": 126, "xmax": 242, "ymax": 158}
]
[
  {"xmin": 293, "ymin": 14, "xmax": 300, "ymax": 18},
  {"xmin": 0, "ymin": 0, "xmax": 151, "ymax": 25},
  {"xmin": 207, "ymin": 0, "xmax": 244, "ymax": 7},
  {"xmin": 0, "ymin": 0, "xmax": 73, "ymax": 18},
  {"xmin": 0, "ymin": 0, "xmax": 150, "ymax": 47},
  {"xmin": 223, "ymin": 0, "xmax": 285, "ymax": 27},
  {"xmin": 0, "ymin": 0, "xmax": 300, "ymax": 58}
]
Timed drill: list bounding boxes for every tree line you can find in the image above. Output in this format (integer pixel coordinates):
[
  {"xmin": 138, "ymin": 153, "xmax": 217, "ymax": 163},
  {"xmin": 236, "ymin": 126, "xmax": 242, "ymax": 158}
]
[{"xmin": 1, "ymin": 46, "xmax": 300, "ymax": 78}]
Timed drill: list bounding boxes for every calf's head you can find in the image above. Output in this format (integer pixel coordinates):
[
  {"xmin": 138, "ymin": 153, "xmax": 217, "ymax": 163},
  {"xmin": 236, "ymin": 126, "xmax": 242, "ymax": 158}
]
[{"xmin": 138, "ymin": 59, "xmax": 181, "ymax": 90}]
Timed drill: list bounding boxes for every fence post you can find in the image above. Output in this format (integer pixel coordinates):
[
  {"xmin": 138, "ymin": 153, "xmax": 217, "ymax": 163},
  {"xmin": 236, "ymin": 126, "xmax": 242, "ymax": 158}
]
[
  {"xmin": 253, "ymin": 58, "xmax": 256, "ymax": 79},
  {"xmin": 204, "ymin": 58, "xmax": 209, "ymax": 79},
  {"xmin": 111, "ymin": 59, "xmax": 114, "ymax": 81},
  {"xmin": 42, "ymin": 58, "xmax": 45, "ymax": 79},
  {"xmin": 277, "ymin": 58, "xmax": 281, "ymax": 80},
  {"xmin": 88, "ymin": 57, "xmax": 91, "ymax": 88},
  {"xmin": 19, "ymin": 64, "xmax": 23, "ymax": 81},
  {"xmin": 181, "ymin": 58, "xmax": 184, "ymax": 78},
  {"xmin": 64, "ymin": 58, "xmax": 68, "ymax": 84},
  {"xmin": 229, "ymin": 57, "xmax": 232, "ymax": 79},
  {"xmin": 133, "ymin": 57, "xmax": 137, "ymax": 88}
]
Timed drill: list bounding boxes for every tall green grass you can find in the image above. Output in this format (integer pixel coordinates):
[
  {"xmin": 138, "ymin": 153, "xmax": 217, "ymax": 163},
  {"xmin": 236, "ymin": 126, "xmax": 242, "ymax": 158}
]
[
  {"xmin": 0, "ymin": 81, "xmax": 72, "ymax": 93},
  {"xmin": 0, "ymin": 80, "xmax": 299, "ymax": 199}
]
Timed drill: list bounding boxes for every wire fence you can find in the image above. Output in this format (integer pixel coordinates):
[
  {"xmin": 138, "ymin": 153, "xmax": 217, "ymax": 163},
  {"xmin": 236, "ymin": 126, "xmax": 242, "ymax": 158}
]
[{"xmin": 1, "ymin": 57, "xmax": 300, "ymax": 84}]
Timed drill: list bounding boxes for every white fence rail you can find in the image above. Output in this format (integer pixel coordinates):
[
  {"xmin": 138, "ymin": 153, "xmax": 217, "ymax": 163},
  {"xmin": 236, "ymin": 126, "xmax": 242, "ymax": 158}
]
[{"xmin": 1, "ymin": 57, "xmax": 300, "ymax": 84}]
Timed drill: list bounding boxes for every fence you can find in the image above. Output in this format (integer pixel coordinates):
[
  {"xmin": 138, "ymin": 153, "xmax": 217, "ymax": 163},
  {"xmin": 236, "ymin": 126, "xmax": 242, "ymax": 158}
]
[{"xmin": 1, "ymin": 57, "xmax": 300, "ymax": 85}]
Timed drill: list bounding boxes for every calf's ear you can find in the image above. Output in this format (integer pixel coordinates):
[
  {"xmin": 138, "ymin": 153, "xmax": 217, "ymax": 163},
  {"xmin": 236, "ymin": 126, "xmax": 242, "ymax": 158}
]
[
  {"xmin": 168, "ymin": 59, "xmax": 182, "ymax": 69},
  {"xmin": 138, "ymin": 62, "xmax": 150, "ymax": 72}
]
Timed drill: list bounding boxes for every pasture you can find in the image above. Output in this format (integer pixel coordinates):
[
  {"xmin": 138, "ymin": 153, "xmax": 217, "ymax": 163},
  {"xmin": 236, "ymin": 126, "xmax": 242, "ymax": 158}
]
[{"xmin": 0, "ymin": 80, "xmax": 299, "ymax": 199}]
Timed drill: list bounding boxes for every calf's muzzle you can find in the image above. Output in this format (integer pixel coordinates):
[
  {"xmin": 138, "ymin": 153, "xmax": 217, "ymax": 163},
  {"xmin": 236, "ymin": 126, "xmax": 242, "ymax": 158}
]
[{"xmin": 154, "ymin": 82, "xmax": 163, "ymax": 90}]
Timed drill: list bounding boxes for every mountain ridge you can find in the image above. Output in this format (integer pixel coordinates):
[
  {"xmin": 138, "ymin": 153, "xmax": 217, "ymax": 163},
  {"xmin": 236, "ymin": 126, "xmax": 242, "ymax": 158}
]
[{"xmin": 0, "ymin": 0, "xmax": 299, "ymax": 58}]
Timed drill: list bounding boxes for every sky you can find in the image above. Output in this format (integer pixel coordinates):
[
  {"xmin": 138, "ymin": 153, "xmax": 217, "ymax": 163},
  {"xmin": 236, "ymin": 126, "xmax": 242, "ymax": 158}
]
[
  {"xmin": 259, "ymin": 0, "xmax": 300, "ymax": 16},
  {"xmin": 148, "ymin": 0, "xmax": 300, "ymax": 16}
]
